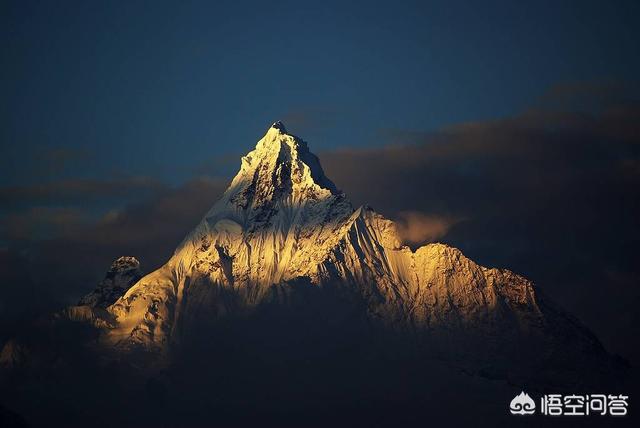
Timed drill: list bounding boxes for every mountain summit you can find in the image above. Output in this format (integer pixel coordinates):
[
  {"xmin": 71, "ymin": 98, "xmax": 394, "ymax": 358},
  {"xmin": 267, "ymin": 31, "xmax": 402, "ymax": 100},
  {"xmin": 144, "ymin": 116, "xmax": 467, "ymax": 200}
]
[{"xmin": 201, "ymin": 119, "xmax": 342, "ymax": 227}]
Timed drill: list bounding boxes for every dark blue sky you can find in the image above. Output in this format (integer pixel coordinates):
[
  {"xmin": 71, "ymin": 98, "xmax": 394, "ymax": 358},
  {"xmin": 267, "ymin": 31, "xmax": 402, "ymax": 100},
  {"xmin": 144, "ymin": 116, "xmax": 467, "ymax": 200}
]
[{"xmin": 2, "ymin": 0, "xmax": 639, "ymax": 186}]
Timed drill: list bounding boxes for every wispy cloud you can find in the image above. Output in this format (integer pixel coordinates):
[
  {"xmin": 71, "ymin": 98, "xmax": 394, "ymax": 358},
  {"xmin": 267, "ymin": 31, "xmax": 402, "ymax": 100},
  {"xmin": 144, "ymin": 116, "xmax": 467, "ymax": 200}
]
[
  {"xmin": 394, "ymin": 211, "xmax": 459, "ymax": 246},
  {"xmin": 0, "ymin": 176, "xmax": 166, "ymax": 208}
]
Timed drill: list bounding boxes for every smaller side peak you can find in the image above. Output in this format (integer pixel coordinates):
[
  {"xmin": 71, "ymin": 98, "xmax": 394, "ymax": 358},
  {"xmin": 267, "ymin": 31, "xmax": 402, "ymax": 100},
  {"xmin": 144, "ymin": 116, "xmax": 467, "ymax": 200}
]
[
  {"xmin": 270, "ymin": 120, "xmax": 287, "ymax": 133},
  {"xmin": 109, "ymin": 256, "xmax": 140, "ymax": 274},
  {"xmin": 79, "ymin": 256, "xmax": 142, "ymax": 308}
]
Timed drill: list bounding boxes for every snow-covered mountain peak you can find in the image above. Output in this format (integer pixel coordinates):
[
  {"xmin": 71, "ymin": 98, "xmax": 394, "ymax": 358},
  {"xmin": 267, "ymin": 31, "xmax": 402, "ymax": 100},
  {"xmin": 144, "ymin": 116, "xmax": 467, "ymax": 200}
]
[
  {"xmin": 255, "ymin": 120, "xmax": 309, "ymax": 156},
  {"xmin": 170, "ymin": 122, "xmax": 353, "ymax": 264},
  {"xmin": 200, "ymin": 122, "xmax": 343, "ymax": 223},
  {"xmin": 259, "ymin": 120, "xmax": 289, "ymax": 145}
]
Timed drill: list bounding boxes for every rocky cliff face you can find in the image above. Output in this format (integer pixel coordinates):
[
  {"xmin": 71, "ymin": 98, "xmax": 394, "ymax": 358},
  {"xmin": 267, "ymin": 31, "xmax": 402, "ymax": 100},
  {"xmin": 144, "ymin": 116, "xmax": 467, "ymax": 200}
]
[{"xmin": 95, "ymin": 122, "xmax": 614, "ymax": 385}]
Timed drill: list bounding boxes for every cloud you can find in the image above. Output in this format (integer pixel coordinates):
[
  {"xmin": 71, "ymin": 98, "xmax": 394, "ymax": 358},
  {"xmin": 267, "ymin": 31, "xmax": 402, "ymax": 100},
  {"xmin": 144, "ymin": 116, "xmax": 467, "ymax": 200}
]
[
  {"xmin": 394, "ymin": 211, "xmax": 457, "ymax": 246},
  {"xmin": 69, "ymin": 177, "xmax": 227, "ymax": 252},
  {"xmin": 0, "ymin": 176, "xmax": 166, "ymax": 208},
  {"xmin": 0, "ymin": 206, "xmax": 87, "ymax": 241},
  {"xmin": 32, "ymin": 177, "xmax": 228, "ymax": 277}
]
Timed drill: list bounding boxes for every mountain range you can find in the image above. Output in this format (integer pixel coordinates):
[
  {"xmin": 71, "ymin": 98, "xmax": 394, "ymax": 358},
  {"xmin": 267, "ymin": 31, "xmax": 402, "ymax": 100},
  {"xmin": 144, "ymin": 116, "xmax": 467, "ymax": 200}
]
[{"xmin": 0, "ymin": 122, "xmax": 627, "ymax": 427}]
